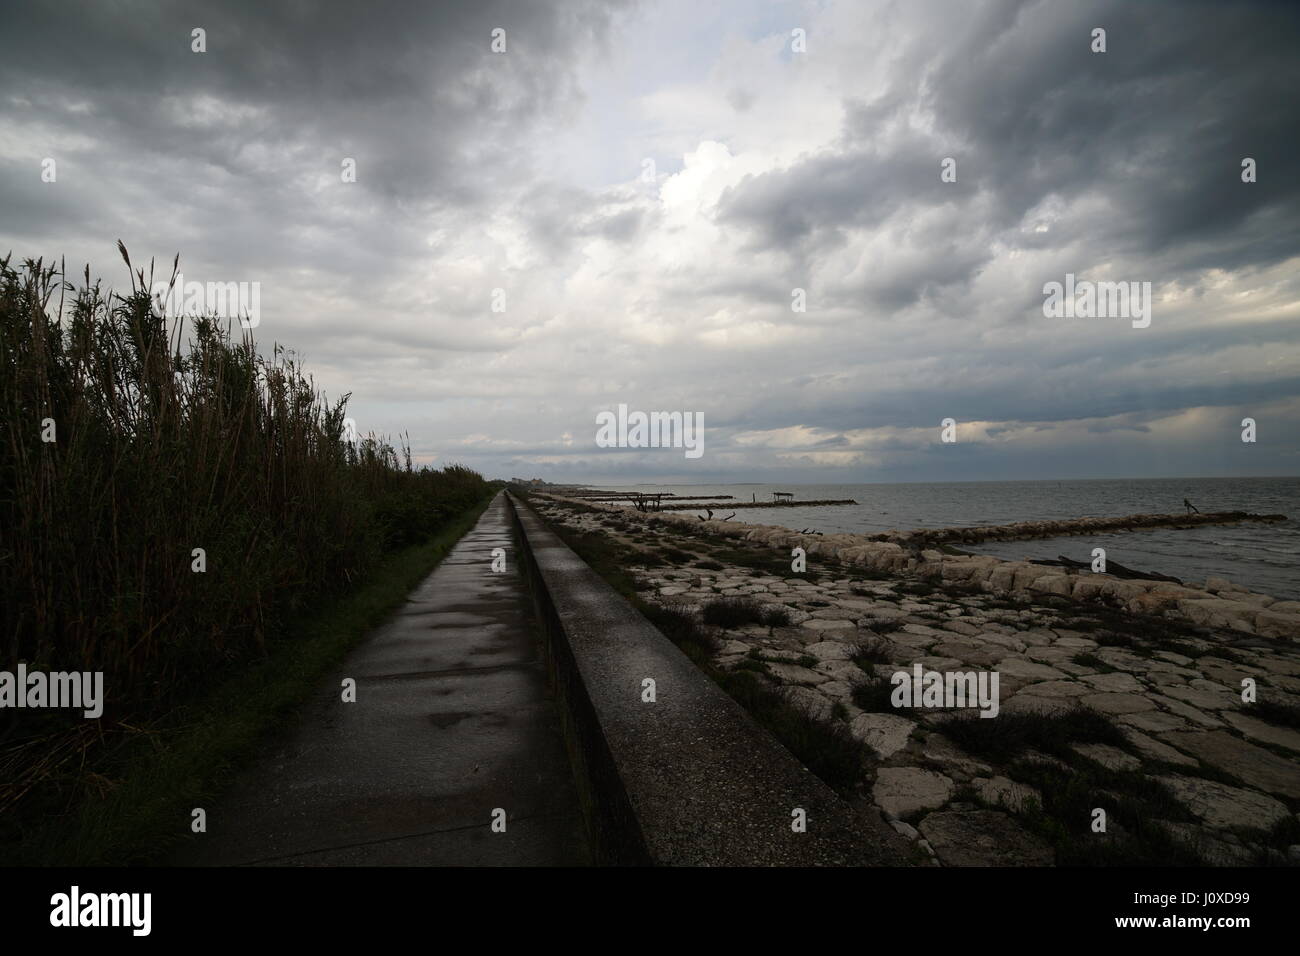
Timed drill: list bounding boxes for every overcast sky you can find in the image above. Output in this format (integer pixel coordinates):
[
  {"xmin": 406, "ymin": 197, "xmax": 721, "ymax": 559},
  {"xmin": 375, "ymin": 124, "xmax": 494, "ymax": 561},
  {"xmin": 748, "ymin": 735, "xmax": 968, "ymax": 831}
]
[{"xmin": 3, "ymin": 0, "xmax": 1298, "ymax": 483}]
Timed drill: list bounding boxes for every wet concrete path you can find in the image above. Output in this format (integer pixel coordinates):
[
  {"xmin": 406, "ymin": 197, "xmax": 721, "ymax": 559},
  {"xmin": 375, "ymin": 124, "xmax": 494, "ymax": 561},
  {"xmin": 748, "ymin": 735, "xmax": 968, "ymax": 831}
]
[{"xmin": 179, "ymin": 492, "xmax": 590, "ymax": 865}]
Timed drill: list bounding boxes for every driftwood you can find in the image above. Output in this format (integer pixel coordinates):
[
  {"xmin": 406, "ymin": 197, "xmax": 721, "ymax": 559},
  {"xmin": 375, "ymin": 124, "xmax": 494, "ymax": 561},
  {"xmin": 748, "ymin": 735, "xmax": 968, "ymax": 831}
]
[{"xmin": 1029, "ymin": 554, "xmax": 1183, "ymax": 584}]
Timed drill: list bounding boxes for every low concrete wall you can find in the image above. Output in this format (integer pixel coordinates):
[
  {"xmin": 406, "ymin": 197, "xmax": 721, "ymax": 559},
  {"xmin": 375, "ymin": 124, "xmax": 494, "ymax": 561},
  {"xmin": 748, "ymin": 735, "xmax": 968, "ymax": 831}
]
[{"xmin": 505, "ymin": 492, "xmax": 912, "ymax": 866}]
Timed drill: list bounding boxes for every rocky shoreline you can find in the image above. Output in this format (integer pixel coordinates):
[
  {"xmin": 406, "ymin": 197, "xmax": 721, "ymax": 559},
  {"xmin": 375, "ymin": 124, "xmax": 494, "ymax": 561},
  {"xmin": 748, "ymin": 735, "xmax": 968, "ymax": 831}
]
[
  {"xmin": 538, "ymin": 494, "xmax": 1300, "ymax": 641},
  {"xmin": 531, "ymin": 492, "xmax": 1300, "ymax": 867},
  {"xmin": 864, "ymin": 510, "xmax": 1287, "ymax": 546}
]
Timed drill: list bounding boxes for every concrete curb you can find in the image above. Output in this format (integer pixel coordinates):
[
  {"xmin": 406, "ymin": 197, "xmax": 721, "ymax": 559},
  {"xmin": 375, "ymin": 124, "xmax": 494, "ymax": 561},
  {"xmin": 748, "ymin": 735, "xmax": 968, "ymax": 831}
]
[{"xmin": 505, "ymin": 492, "xmax": 913, "ymax": 866}]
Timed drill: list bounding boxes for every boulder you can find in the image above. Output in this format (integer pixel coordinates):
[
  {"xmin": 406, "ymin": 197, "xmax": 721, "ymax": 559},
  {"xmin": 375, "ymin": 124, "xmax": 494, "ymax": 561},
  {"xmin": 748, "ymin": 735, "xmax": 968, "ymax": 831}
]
[
  {"xmin": 849, "ymin": 713, "xmax": 916, "ymax": 759},
  {"xmin": 1012, "ymin": 565, "xmax": 1045, "ymax": 591},
  {"xmin": 986, "ymin": 565, "xmax": 1018, "ymax": 592},
  {"xmin": 1156, "ymin": 774, "xmax": 1290, "ymax": 831},
  {"xmin": 872, "ymin": 767, "xmax": 953, "ymax": 817},
  {"xmin": 1221, "ymin": 712, "xmax": 1300, "ymax": 753},
  {"xmin": 1160, "ymin": 731, "xmax": 1300, "ymax": 799},
  {"xmin": 1254, "ymin": 609, "xmax": 1300, "ymax": 640},
  {"xmin": 1029, "ymin": 574, "xmax": 1073, "ymax": 597},
  {"xmin": 1071, "ymin": 742, "xmax": 1141, "ymax": 771},
  {"xmin": 780, "ymin": 686, "xmax": 834, "ymax": 721},
  {"xmin": 1121, "ymin": 728, "xmax": 1198, "ymax": 767},
  {"xmin": 1099, "ymin": 581, "xmax": 1149, "ymax": 605},
  {"xmin": 1177, "ymin": 599, "xmax": 1258, "ymax": 632},
  {"xmin": 975, "ymin": 776, "xmax": 1042, "ymax": 813},
  {"xmin": 918, "ymin": 810, "xmax": 1055, "ymax": 866},
  {"xmin": 1071, "ymin": 576, "xmax": 1109, "ymax": 601},
  {"xmin": 804, "ymin": 641, "xmax": 854, "ymax": 662}
]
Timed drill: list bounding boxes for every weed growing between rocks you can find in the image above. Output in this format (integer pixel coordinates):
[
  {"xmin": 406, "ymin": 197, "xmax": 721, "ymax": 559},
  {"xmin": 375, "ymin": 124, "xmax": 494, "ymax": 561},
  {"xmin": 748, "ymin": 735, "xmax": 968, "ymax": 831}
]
[
  {"xmin": 936, "ymin": 708, "xmax": 1129, "ymax": 764},
  {"xmin": 711, "ymin": 669, "xmax": 870, "ymax": 793},
  {"xmin": 701, "ymin": 596, "xmax": 768, "ymax": 628},
  {"xmin": 852, "ymin": 638, "xmax": 894, "ymax": 669}
]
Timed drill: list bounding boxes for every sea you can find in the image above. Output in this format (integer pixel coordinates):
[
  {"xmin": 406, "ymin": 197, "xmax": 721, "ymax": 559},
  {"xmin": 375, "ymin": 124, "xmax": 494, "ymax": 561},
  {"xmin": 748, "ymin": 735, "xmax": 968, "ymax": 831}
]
[{"xmin": 589, "ymin": 477, "xmax": 1300, "ymax": 601}]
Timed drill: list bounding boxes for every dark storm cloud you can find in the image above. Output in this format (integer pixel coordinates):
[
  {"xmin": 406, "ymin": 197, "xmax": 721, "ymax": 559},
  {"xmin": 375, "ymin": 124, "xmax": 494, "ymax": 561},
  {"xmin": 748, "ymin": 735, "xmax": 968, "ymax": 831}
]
[
  {"xmin": 704, "ymin": 309, "xmax": 1300, "ymax": 436},
  {"xmin": 0, "ymin": 0, "xmax": 626, "ymax": 256},
  {"xmin": 2, "ymin": 0, "xmax": 1296, "ymax": 483},
  {"xmin": 723, "ymin": 125, "xmax": 947, "ymax": 242},
  {"xmin": 930, "ymin": 0, "xmax": 1300, "ymax": 266},
  {"xmin": 717, "ymin": 0, "xmax": 1300, "ymax": 288}
]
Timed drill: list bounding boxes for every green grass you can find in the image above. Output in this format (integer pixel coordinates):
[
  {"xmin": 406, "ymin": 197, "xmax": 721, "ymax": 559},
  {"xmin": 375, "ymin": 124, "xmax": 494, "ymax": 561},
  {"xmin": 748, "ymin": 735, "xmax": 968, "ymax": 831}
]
[{"xmin": 6, "ymin": 492, "xmax": 495, "ymax": 866}]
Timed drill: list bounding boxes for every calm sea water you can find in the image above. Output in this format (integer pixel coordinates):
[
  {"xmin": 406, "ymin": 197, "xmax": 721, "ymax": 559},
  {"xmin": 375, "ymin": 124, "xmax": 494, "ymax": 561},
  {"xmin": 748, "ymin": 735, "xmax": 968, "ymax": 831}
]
[{"xmin": 594, "ymin": 477, "xmax": 1300, "ymax": 600}]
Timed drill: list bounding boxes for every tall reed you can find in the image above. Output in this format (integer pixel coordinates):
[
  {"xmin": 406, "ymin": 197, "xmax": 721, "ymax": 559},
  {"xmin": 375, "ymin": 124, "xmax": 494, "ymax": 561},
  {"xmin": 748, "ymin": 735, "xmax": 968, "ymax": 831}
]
[{"xmin": 0, "ymin": 247, "xmax": 489, "ymax": 812}]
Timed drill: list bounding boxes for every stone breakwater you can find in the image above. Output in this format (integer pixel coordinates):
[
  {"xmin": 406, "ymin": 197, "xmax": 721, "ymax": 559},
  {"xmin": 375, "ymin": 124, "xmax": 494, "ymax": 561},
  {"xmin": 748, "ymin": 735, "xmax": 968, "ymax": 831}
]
[
  {"xmin": 533, "ymin": 494, "xmax": 1300, "ymax": 866},
  {"xmin": 867, "ymin": 510, "xmax": 1287, "ymax": 547},
  {"xmin": 657, "ymin": 498, "xmax": 858, "ymax": 510},
  {"xmin": 539, "ymin": 495, "xmax": 1300, "ymax": 641}
]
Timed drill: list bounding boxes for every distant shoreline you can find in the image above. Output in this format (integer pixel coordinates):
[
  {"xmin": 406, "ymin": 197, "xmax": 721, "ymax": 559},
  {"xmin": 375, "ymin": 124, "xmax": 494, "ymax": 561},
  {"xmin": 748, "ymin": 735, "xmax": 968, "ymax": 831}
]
[{"xmin": 567, "ymin": 475, "xmax": 1300, "ymax": 488}]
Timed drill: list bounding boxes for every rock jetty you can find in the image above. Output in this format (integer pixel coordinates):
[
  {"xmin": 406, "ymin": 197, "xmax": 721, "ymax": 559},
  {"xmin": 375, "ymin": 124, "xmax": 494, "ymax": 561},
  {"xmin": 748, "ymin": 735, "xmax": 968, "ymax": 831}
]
[
  {"xmin": 531, "ymin": 493, "xmax": 1300, "ymax": 867},
  {"xmin": 872, "ymin": 511, "xmax": 1286, "ymax": 547},
  {"xmin": 540, "ymin": 494, "xmax": 1298, "ymax": 640}
]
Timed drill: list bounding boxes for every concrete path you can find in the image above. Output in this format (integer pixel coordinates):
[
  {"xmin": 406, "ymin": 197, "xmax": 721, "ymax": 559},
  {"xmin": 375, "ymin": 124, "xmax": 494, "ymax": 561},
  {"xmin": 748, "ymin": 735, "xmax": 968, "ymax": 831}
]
[{"xmin": 178, "ymin": 492, "xmax": 590, "ymax": 866}]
